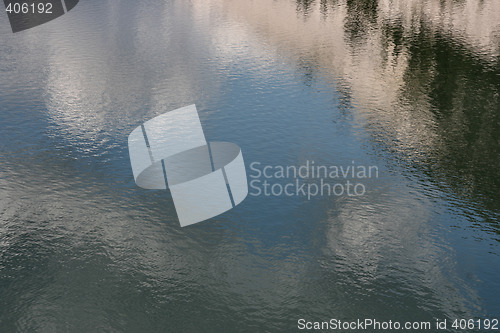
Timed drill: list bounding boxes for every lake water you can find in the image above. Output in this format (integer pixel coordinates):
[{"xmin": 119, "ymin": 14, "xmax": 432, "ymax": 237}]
[{"xmin": 0, "ymin": 0, "xmax": 499, "ymax": 331}]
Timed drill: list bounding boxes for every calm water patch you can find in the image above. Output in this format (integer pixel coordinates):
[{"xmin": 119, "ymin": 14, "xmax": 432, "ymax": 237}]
[{"xmin": 0, "ymin": 0, "xmax": 499, "ymax": 331}]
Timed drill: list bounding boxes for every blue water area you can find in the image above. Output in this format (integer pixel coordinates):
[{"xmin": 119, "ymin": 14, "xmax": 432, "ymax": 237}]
[{"xmin": 0, "ymin": 0, "xmax": 499, "ymax": 331}]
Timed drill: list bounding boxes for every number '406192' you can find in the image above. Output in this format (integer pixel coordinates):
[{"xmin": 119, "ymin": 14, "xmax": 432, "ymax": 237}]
[
  {"xmin": 5, "ymin": 2, "xmax": 53, "ymax": 14},
  {"xmin": 452, "ymin": 319, "xmax": 498, "ymax": 330}
]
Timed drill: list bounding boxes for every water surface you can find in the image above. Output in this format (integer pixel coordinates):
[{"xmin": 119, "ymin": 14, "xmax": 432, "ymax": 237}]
[{"xmin": 0, "ymin": 0, "xmax": 499, "ymax": 331}]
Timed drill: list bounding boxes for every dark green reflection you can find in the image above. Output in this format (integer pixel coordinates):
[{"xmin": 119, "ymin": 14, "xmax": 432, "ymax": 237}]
[{"xmin": 294, "ymin": 0, "xmax": 500, "ymax": 235}]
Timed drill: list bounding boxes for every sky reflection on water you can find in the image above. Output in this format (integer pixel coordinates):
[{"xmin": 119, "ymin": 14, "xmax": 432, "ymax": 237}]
[{"xmin": 0, "ymin": 0, "xmax": 499, "ymax": 331}]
